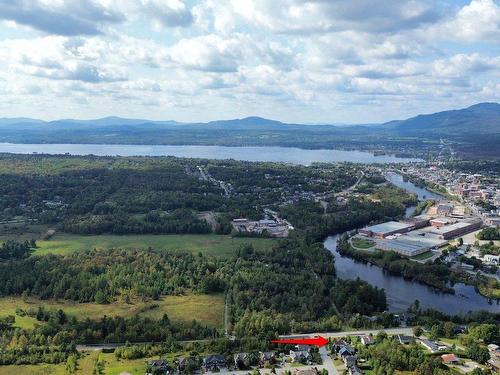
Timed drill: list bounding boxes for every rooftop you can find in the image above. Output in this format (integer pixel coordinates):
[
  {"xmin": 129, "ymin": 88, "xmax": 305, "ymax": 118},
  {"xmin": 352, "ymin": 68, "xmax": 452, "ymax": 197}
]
[{"xmin": 363, "ymin": 221, "xmax": 412, "ymax": 234}]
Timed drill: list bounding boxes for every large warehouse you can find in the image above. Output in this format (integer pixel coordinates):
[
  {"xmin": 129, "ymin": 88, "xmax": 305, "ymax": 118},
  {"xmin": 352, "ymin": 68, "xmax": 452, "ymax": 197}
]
[
  {"xmin": 359, "ymin": 221, "xmax": 413, "ymax": 238},
  {"xmin": 427, "ymin": 218, "xmax": 482, "ymax": 239},
  {"xmin": 376, "ymin": 237, "xmax": 432, "ymax": 257}
]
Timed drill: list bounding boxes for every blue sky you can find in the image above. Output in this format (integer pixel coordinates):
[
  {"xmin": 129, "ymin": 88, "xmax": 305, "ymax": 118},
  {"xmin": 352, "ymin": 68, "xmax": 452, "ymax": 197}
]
[{"xmin": 0, "ymin": 0, "xmax": 498, "ymax": 123}]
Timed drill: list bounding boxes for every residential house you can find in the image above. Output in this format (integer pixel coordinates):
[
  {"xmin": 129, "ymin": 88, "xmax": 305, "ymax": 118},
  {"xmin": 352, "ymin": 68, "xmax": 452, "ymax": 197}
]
[
  {"xmin": 296, "ymin": 345, "xmax": 311, "ymax": 352},
  {"xmin": 146, "ymin": 359, "xmax": 171, "ymax": 375},
  {"xmin": 338, "ymin": 345, "xmax": 355, "ymax": 359},
  {"xmin": 420, "ymin": 339, "xmax": 439, "ymax": 352},
  {"xmin": 202, "ymin": 355, "xmax": 225, "ymax": 372},
  {"xmin": 360, "ymin": 335, "xmax": 374, "ymax": 346},
  {"xmin": 176, "ymin": 357, "xmax": 196, "ymax": 372},
  {"xmin": 259, "ymin": 351, "xmax": 276, "ymax": 367},
  {"xmin": 234, "ymin": 353, "xmax": 249, "ymax": 369},
  {"xmin": 332, "ymin": 339, "xmax": 348, "ymax": 353},
  {"xmin": 396, "ymin": 335, "xmax": 415, "ymax": 345},
  {"xmin": 344, "ymin": 355, "xmax": 357, "ymax": 367},
  {"xmin": 453, "ymin": 325, "xmax": 467, "ymax": 335},
  {"xmin": 289, "ymin": 350, "xmax": 312, "ymax": 363},
  {"xmin": 441, "ymin": 354, "xmax": 459, "ymax": 365}
]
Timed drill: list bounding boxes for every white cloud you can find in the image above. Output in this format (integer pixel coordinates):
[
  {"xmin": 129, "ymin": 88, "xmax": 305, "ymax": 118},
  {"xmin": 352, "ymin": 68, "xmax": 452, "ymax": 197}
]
[
  {"xmin": 438, "ymin": 0, "xmax": 500, "ymax": 42},
  {"xmin": 0, "ymin": 0, "xmax": 124, "ymax": 36},
  {"xmin": 140, "ymin": 0, "xmax": 193, "ymax": 28},
  {"xmin": 0, "ymin": 0, "xmax": 498, "ymax": 122}
]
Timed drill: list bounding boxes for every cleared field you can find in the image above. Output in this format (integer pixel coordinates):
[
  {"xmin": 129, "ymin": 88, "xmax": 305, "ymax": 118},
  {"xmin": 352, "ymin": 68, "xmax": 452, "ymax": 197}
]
[
  {"xmin": 0, "ymin": 293, "xmax": 224, "ymax": 329},
  {"xmin": 33, "ymin": 233, "xmax": 277, "ymax": 258},
  {"xmin": 0, "ymin": 351, "xmax": 149, "ymax": 375}
]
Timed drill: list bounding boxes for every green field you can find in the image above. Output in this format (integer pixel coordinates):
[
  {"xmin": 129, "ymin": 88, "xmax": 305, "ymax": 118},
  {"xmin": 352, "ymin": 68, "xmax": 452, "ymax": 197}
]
[
  {"xmin": 410, "ymin": 251, "xmax": 434, "ymax": 261},
  {"xmin": 351, "ymin": 237, "xmax": 375, "ymax": 249},
  {"xmin": 0, "ymin": 351, "xmax": 149, "ymax": 375},
  {"xmin": 0, "ymin": 293, "xmax": 225, "ymax": 329},
  {"xmin": 32, "ymin": 233, "xmax": 277, "ymax": 258}
]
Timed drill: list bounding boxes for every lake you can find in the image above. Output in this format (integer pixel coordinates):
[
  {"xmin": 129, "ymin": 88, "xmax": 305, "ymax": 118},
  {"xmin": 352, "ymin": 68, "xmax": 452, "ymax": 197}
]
[{"xmin": 0, "ymin": 143, "xmax": 423, "ymax": 165}]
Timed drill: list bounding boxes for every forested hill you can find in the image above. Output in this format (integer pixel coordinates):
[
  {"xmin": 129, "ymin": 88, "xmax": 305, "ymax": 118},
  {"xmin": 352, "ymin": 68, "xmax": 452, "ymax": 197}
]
[{"xmin": 379, "ymin": 102, "xmax": 500, "ymax": 137}]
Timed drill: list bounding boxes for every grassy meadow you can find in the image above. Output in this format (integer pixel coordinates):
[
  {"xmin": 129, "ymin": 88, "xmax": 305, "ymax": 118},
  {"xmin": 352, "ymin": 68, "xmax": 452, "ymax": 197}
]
[
  {"xmin": 0, "ymin": 350, "xmax": 151, "ymax": 375},
  {"xmin": 31, "ymin": 233, "xmax": 277, "ymax": 258},
  {"xmin": 0, "ymin": 293, "xmax": 224, "ymax": 330}
]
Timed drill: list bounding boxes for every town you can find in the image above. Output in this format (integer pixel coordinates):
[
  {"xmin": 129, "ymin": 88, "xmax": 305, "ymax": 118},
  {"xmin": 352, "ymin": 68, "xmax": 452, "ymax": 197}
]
[{"xmin": 140, "ymin": 326, "xmax": 500, "ymax": 375}]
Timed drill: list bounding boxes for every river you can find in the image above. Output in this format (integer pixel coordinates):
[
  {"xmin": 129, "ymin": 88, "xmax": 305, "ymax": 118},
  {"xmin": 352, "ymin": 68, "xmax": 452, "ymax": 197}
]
[
  {"xmin": 0, "ymin": 143, "xmax": 423, "ymax": 165},
  {"xmin": 324, "ymin": 173, "xmax": 498, "ymax": 314}
]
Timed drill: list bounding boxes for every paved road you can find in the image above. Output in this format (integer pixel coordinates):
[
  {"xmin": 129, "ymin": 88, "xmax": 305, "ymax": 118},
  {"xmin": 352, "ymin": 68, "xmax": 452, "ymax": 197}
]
[
  {"xmin": 281, "ymin": 327, "xmax": 414, "ymax": 339},
  {"xmin": 319, "ymin": 345, "xmax": 338, "ymax": 375}
]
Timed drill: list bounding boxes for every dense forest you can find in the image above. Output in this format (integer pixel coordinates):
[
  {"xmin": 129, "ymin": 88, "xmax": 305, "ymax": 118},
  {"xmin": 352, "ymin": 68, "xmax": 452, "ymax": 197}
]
[
  {"xmin": 0, "ymin": 154, "xmax": 359, "ymax": 235},
  {"xmin": 279, "ymin": 182, "xmax": 417, "ymax": 242}
]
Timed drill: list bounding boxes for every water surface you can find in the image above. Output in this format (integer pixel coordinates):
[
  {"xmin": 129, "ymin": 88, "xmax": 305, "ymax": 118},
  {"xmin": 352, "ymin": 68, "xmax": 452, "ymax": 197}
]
[
  {"xmin": 324, "ymin": 235, "xmax": 498, "ymax": 314},
  {"xmin": 0, "ymin": 143, "xmax": 423, "ymax": 165}
]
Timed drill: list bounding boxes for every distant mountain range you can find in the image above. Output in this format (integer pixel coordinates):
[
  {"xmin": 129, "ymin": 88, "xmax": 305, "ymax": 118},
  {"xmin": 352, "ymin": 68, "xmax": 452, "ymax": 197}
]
[
  {"xmin": 380, "ymin": 102, "xmax": 500, "ymax": 136},
  {"xmin": 0, "ymin": 103, "xmax": 498, "ymax": 157},
  {"xmin": 1, "ymin": 102, "xmax": 498, "ymax": 133}
]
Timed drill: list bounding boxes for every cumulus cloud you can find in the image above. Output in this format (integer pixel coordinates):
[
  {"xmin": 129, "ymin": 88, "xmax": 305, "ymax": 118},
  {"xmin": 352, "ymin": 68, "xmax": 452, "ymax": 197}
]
[
  {"xmin": 436, "ymin": 0, "xmax": 500, "ymax": 42},
  {"xmin": 140, "ymin": 0, "xmax": 193, "ymax": 28},
  {"xmin": 230, "ymin": 0, "xmax": 441, "ymax": 34},
  {"xmin": 0, "ymin": 0, "xmax": 124, "ymax": 36},
  {"xmin": 0, "ymin": 0, "xmax": 498, "ymax": 122}
]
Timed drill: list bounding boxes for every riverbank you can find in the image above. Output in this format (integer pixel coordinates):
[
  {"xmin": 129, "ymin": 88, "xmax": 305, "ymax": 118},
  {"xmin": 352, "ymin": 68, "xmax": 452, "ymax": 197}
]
[
  {"xmin": 336, "ymin": 234, "xmax": 455, "ymax": 294},
  {"xmin": 323, "ymin": 171, "xmax": 499, "ymax": 313}
]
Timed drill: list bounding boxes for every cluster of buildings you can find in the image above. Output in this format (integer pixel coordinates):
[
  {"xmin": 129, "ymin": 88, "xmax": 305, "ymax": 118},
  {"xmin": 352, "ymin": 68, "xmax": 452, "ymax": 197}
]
[
  {"xmin": 401, "ymin": 165, "xmax": 500, "ymax": 226},
  {"xmin": 231, "ymin": 216, "xmax": 294, "ymax": 237},
  {"xmin": 332, "ymin": 339, "xmax": 362, "ymax": 375},
  {"xmin": 358, "ymin": 206, "xmax": 483, "ymax": 257},
  {"xmin": 145, "ymin": 346, "xmax": 318, "ymax": 374}
]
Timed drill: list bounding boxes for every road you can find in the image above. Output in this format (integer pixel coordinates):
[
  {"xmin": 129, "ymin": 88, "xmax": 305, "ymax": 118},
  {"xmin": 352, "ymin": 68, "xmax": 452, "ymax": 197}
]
[
  {"xmin": 77, "ymin": 327, "xmax": 415, "ymax": 352},
  {"xmin": 319, "ymin": 345, "xmax": 338, "ymax": 375},
  {"xmin": 281, "ymin": 327, "xmax": 414, "ymax": 339}
]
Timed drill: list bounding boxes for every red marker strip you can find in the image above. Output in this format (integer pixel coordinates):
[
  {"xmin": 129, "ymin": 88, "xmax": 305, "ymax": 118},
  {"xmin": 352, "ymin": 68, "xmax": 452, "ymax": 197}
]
[{"xmin": 272, "ymin": 336, "xmax": 329, "ymax": 348}]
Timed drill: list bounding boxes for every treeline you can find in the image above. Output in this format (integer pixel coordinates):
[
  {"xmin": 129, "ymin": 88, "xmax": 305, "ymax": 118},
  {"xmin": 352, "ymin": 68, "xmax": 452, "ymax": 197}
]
[
  {"xmin": 228, "ymin": 240, "xmax": 387, "ymax": 336},
  {"xmin": 279, "ymin": 184, "xmax": 415, "ymax": 242},
  {"xmin": 61, "ymin": 209, "xmax": 211, "ymax": 235},
  {"xmin": 359, "ymin": 336, "xmax": 446, "ymax": 375},
  {"xmin": 0, "ymin": 240, "xmax": 36, "ymax": 260},
  {"xmin": 0, "ymin": 309, "xmax": 218, "ymax": 366},
  {"xmin": 0, "ymin": 248, "xmax": 227, "ymax": 302},
  {"xmin": 477, "ymin": 226, "xmax": 500, "ymax": 241},
  {"xmin": 337, "ymin": 235, "xmax": 454, "ymax": 293}
]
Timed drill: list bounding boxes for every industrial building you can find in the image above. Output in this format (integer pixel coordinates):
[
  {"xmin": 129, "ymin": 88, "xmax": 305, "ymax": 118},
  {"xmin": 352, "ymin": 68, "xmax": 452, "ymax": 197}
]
[
  {"xmin": 430, "ymin": 217, "xmax": 453, "ymax": 227},
  {"xmin": 426, "ymin": 219, "xmax": 482, "ymax": 240},
  {"xmin": 359, "ymin": 221, "xmax": 413, "ymax": 238},
  {"xmin": 231, "ymin": 217, "xmax": 292, "ymax": 237},
  {"xmin": 403, "ymin": 215, "xmax": 431, "ymax": 230},
  {"xmin": 376, "ymin": 237, "xmax": 432, "ymax": 257}
]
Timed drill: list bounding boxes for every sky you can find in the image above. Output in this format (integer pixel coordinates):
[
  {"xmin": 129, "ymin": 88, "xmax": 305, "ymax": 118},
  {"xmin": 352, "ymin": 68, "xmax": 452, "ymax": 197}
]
[{"xmin": 0, "ymin": 0, "xmax": 499, "ymax": 123}]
